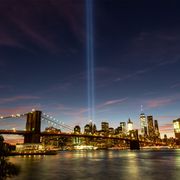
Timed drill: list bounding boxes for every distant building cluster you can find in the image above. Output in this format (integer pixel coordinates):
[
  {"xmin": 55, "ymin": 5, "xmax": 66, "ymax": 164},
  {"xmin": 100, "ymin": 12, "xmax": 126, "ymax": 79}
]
[
  {"xmin": 41, "ymin": 112, "xmax": 180, "ymax": 149},
  {"xmin": 140, "ymin": 113, "xmax": 160, "ymax": 140},
  {"xmin": 2, "ymin": 110, "xmax": 180, "ymax": 150},
  {"xmin": 73, "ymin": 113, "xmax": 160, "ymax": 142}
]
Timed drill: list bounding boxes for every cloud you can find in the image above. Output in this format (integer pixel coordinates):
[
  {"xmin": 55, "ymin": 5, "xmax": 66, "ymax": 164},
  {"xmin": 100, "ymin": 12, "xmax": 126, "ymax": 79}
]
[
  {"xmin": 46, "ymin": 82, "xmax": 72, "ymax": 92},
  {"xmin": 0, "ymin": 120, "xmax": 26, "ymax": 134},
  {"xmin": 115, "ymin": 68, "xmax": 151, "ymax": 82},
  {"xmin": 96, "ymin": 109, "xmax": 110, "ymax": 114},
  {"xmin": 0, "ymin": 105, "xmax": 41, "ymax": 116},
  {"xmin": 4, "ymin": 137, "xmax": 24, "ymax": 145},
  {"xmin": 0, "ymin": 32, "xmax": 21, "ymax": 48},
  {"xmin": 61, "ymin": 107, "xmax": 89, "ymax": 127},
  {"xmin": 129, "ymin": 30, "xmax": 180, "ymax": 64},
  {"xmin": 62, "ymin": 108, "xmax": 88, "ymax": 117},
  {"xmin": 41, "ymin": 71, "xmax": 86, "ymax": 94},
  {"xmin": 113, "ymin": 29, "xmax": 180, "ymax": 83},
  {"xmin": 50, "ymin": 0, "xmax": 84, "ymax": 43},
  {"xmin": 146, "ymin": 99, "xmax": 173, "ymax": 108},
  {"xmin": 55, "ymin": 104, "xmax": 73, "ymax": 111},
  {"xmin": 170, "ymin": 82, "xmax": 180, "ymax": 89},
  {"xmin": 158, "ymin": 59, "xmax": 180, "ymax": 66},
  {"xmin": 145, "ymin": 93, "xmax": 180, "ymax": 109},
  {"xmin": 0, "ymin": 0, "xmax": 85, "ymax": 53},
  {"xmin": 47, "ymin": 103, "xmax": 89, "ymax": 126},
  {"xmin": 103, "ymin": 98, "xmax": 128, "ymax": 106},
  {"xmin": 155, "ymin": 116, "xmax": 179, "ymax": 120},
  {"xmin": 0, "ymin": 95, "xmax": 40, "ymax": 104},
  {"xmin": 0, "ymin": 85, "xmax": 12, "ymax": 89},
  {"xmin": 10, "ymin": 16, "xmax": 59, "ymax": 53},
  {"xmin": 97, "ymin": 97, "xmax": 128, "ymax": 108},
  {"xmin": 159, "ymin": 123, "xmax": 174, "ymax": 133},
  {"xmin": 115, "ymin": 57, "xmax": 180, "ymax": 82}
]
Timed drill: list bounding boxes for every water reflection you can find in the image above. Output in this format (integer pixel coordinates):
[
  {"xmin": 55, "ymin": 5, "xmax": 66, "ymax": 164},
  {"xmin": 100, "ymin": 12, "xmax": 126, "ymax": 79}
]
[{"xmin": 7, "ymin": 150, "xmax": 180, "ymax": 180}]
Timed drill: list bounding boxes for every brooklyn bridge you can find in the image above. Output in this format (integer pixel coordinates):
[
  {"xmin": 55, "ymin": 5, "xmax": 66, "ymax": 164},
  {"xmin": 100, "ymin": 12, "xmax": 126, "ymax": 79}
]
[{"xmin": 0, "ymin": 110, "xmax": 167, "ymax": 150}]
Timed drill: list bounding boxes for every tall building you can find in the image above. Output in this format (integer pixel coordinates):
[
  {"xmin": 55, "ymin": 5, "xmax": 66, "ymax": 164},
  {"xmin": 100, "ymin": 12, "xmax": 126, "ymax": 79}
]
[
  {"xmin": 127, "ymin": 118, "xmax": 133, "ymax": 132},
  {"xmin": 140, "ymin": 113, "xmax": 147, "ymax": 136},
  {"xmin": 154, "ymin": 120, "xmax": 160, "ymax": 138},
  {"xmin": 74, "ymin": 125, "xmax": 81, "ymax": 134},
  {"xmin": 84, "ymin": 121, "xmax": 96, "ymax": 134},
  {"xmin": 92, "ymin": 124, "xmax": 97, "ymax": 134},
  {"xmin": 147, "ymin": 116, "xmax": 155, "ymax": 139},
  {"xmin": 73, "ymin": 125, "xmax": 81, "ymax": 144},
  {"xmin": 173, "ymin": 118, "xmax": 180, "ymax": 139},
  {"xmin": 101, "ymin": 122, "xmax": 109, "ymax": 132},
  {"xmin": 45, "ymin": 126, "xmax": 61, "ymax": 133},
  {"xmin": 84, "ymin": 124, "xmax": 91, "ymax": 134},
  {"xmin": 42, "ymin": 126, "xmax": 61, "ymax": 147},
  {"xmin": 108, "ymin": 127, "xmax": 115, "ymax": 135},
  {"xmin": 120, "ymin": 122, "xmax": 126, "ymax": 133}
]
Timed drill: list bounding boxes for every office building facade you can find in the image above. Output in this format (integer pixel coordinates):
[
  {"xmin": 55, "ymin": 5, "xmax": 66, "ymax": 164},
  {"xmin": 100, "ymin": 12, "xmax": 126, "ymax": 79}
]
[
  {"xmin": 154, "ymin": 120, "xmax": 160, "ymax": 138},
  {"xmin": 173, "ymin": 118, "xmax": 180, "ymax": 139},
  {"xmin": 147, "ymin": 116, "xmax": 155, "ymax": 139},
  {"xmin": 140, "ymin": 113, "xmax": 147, "ymax": 136}
]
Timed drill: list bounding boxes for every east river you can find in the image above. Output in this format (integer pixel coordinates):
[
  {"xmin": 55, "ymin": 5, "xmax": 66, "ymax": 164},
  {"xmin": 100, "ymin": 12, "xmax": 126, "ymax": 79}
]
[{"xmin": 7, "ymin": 149, "xmax": 180, "ymax": 180}]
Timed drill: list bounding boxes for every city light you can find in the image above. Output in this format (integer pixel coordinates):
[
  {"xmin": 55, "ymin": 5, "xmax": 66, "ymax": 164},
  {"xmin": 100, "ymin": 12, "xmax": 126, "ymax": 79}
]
[
  {"xmin": 12, "ymin": 128, "xmax": 16, "ymax": 132},
  {"xmin": 173, "ymin": 121, "xmax": 179, "ymax": 129},
  {"xmin": 0, "ymin": 109, "xmax": 179, "ymax": 156}
]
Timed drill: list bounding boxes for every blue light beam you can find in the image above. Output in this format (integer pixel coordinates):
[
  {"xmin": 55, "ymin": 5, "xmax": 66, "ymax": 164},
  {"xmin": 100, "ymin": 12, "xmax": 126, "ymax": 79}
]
[{"xmin": 86, "ymin": 0, "xmax": 95, "ymax": 122}]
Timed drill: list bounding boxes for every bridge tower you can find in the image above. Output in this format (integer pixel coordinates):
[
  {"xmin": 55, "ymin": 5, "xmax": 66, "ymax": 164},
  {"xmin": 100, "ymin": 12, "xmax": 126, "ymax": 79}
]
[
  {"xmin": 130, "ymin": 140, "xmax": 140, "ymax": 150},
  {"xmin": 24, "ymin": 110, "xmax": 42, "ymax": 144}
]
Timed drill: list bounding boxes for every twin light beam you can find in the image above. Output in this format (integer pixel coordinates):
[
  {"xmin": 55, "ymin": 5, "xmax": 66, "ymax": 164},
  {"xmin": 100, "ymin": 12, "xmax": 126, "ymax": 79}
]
[{"xmin": 86, "ymin": 0, "xmax": 95, "ymax": 122}]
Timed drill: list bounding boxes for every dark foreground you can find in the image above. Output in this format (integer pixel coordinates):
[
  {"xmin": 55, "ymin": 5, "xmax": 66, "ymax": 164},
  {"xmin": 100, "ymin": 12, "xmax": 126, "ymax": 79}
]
[{"xmin": 7, "ymin": 149, "xmax": 180, "ymax": 180}]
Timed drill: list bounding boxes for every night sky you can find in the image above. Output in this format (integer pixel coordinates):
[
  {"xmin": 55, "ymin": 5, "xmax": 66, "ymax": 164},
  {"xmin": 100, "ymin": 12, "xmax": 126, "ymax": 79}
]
[{"xmin": 1, "ymin": 0, "xmax": 180, "ymax": 138}]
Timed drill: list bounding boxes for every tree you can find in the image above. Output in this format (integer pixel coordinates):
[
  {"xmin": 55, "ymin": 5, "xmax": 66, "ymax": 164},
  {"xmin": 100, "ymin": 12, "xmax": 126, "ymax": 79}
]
[{"xmin": 0, "ymin": 135, "xmax": 20, "ymax": 179}]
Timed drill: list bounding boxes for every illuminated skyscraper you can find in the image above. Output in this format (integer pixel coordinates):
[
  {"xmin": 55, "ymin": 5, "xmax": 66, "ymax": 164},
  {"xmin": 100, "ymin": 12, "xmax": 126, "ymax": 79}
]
[
  {"xmin": 84, "ymin": 124, "xmax": 91, "ymax": 134},
  {"xmin": 120, "ymin": 122, "xmax": 126, "ymax": 133},
  {"xmin": 92, "ymin": 124, "xmax": 97, "ymax": 134},
  {"xmin": 147, "ymin": 116, "xmax": 155, "ymax": 139},
  {"xmin": 101, "ymin": 122, "xmax": 109, "ymax": 132},
  {"xmin": 73, "ymin": 125, "xmax": 81, "ymax": 144},
  {"xmin": 74, "ymin": 125, "xmax": 81, "ymax": 134},
  {"xmin": 140, "ymin": 113, "xmax": 147, "ymax": 136},
  {"xmin": 127, "ymin": 118, "xmax": 133, "ymax": 132},
  {"xmin": 173, "ymin": 118, "xmax": 180, "ymax": 139},
  {"xmin": 108, "ymin": 127, "xmax": 114, "ymax": 135},
  {"xmin": 154, "ymin": 120, "xmax": 160, "ymax": 138},
  {"xmin": 84, "ymin": 121, "xmax": 96, "ymax": 134}
]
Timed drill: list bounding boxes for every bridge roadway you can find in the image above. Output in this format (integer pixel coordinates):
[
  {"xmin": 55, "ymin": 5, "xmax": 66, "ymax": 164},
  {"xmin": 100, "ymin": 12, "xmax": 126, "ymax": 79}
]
[
  {"xmin": 0, "ymin": 129, "xmax": 165, "ymax": 146},
  {"xmin": 0, "ymin": 129, "xmax": 130, "ymax": 140}
]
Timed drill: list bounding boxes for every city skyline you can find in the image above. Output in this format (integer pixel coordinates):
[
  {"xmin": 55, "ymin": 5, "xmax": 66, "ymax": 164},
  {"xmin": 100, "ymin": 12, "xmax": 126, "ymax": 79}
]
[
  {"xmin": 0, "ymin": 108, "xmax": 176, "ymax": 141},
  {"xmin": 0, "ymin": 109, "xmax": 164, "ymax": 145},
  {"xmin": 1, "ymin": 0, "xmax": 180, "ymax": 139}
]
